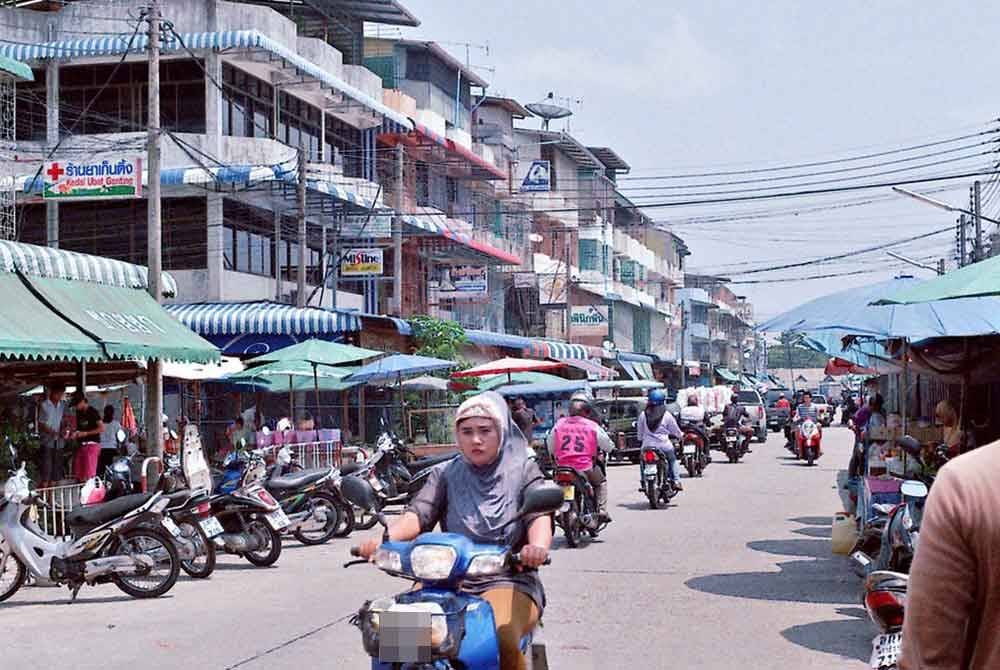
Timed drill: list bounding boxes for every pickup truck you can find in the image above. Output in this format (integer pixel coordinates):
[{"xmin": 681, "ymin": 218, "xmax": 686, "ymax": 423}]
[
  {"xmin": 735, "ymin": 389, "xmax": 767, "ymax": 443},
  {"xmin": 812, "ymin": 394, "xmax": 833, "ymax": 427},
  {"xmin": 765, "ymin": 389, "xmax": 791, "ymax": 432}
]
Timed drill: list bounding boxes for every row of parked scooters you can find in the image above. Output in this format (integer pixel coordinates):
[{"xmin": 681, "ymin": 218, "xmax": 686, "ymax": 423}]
[
  {"xmin": 848, "ymin": 436, "xmax": 951, "ymax": 670},
  {"xmin": 0, "ymin": 420, "xmax": 449, "ymax": 604}
]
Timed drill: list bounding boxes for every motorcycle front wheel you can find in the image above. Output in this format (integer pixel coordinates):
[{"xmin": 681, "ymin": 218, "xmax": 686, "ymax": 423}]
[
  {"xmin": 806, "ymin": 448, "xmax": 815, "ymax": 467},
  {"xmin": 354, "ymin": 497, "xmax": 384, "ymax": 531},
  {"xmin": 112, "ymin": 527, "xmax": 181, "ymax": 599},
  {"xmin": 178, "ymin": 520, "xmax": 216, "ymax": 579},
  {"xmin": 244, "ymin": 519, "xmax": 282, "ymax": 567},
  {"xmin": 0, "ymin": 545, "xmax": 26, "ymax": 602},
  {"xmin": 294, "ymin": 492, "xmax": 342, "ymax": 546}
]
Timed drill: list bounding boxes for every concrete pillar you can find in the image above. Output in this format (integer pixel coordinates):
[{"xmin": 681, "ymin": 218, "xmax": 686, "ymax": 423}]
[
  {"xmin": 45, "ymin": 60, "xmax": 59, "ymax": 248},
  {"xmin": 206, "ymin": 193, "xmax": 224, "ymax": 301}
]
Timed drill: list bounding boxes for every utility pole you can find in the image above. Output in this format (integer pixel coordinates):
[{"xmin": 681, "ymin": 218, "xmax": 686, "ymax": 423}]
[
  {"xmin": 973, "ymin": 180, "xmax": 983, "ymax": 263},
  {"xmin": 145, "ymin": 0, "xmax": 163, "ymax": 458},
  {"xmin": 958, "ymin": 214, "xmax": 967, "ymax": 268},
  {"xmin": 392, "ymin": 144, "xmax": 403, "ymax": 315},
  {"xmin": 296, "ymin": 148, "xmax": 307, "ymax": 307},
  {"xmin": 564, "ymin": 229, "xmax": 572, "ymax": 343},
  {"xmin": 679, "ymin": 304, "xmax": 687, "ymax": 388}
]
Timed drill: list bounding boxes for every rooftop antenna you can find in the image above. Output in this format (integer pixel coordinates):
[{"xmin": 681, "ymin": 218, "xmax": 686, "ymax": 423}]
[{"xmin": 525, "ymin": 92, "xmax": 573, "ymax": 131}]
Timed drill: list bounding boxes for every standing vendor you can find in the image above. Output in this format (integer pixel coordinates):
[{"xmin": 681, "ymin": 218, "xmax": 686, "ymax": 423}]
[{"xmin": 71, "ymin": 391, "xmax": 104, "ymax": 481}]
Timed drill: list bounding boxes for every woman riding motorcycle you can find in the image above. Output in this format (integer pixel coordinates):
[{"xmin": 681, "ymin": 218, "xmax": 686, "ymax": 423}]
[
  {"xmin": 356, "ymin": 391, "xmax": 552, "ymax": 670},
  {"xmin": 638, "ymin": 389, "xmax": 684, "ymax": 490}
]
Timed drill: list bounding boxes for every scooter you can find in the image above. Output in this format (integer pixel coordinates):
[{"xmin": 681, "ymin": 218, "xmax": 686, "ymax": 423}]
[
  {"xmin": 679, "ymin": 423, "xmax": 709, "ymax": 477},
  {"xmin": 265, "ymin": 445, "xmax": 353, "ymax": 544},
  {"xmin": 341, "ymin": 476, "xmax": 563, "ymax": 670},
  {"xmin": 794, "ymin": 419, "xmax": 823, "ymax": 465},
  {"xmin": 552, "ymin": 465, "xmax": 607, "ymax": 547},
  {"xmin": 639, "ymin": 445, "xmax": 680, "ymax": 509},
  {"xmin": 209, "ymin": 447, "xmax": 288, "ymax": 567},
  {"xmin": 0, "ymin": 441, "xmax": 180, "ymax": 602},
  {"xmin": 862, "ymin": 570, "xmax": 908, "ymax": 670}
]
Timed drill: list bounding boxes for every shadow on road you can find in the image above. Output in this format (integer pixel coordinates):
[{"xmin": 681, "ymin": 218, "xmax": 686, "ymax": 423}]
[
  {"xmin": 780, "ymin": 607, "xmax": 870, "ymax": 663},
  {"xmin": 747, "ymin": 538, "xmax": 829, "ymax": 559},
  {"xmin": 793, "ymin": 525, "xmax": 833, "ymax": 539},
  {"xmin": 616, "ymin": 500, "xmax": 678, "ymax": 511}
]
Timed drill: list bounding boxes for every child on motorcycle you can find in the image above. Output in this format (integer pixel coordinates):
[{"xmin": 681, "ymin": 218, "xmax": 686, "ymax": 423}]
[
  {"xmin": 356, "ymin": 391, "xmax": 552, "ymax": 670},
  {"xmin": 545, "ymin": 392, "xmax": 613, "ymax": 523}
]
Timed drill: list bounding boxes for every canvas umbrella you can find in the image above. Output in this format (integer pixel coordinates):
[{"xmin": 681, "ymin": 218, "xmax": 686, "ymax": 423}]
[
  {"xmin": 247, "ymin": 339, "xmax": 381, "ymax": 427},
  {"xmin": 345, "ymin": 354, "xmax": 456, "ymax": 425},
  {"xmin": 874, "ymin": 254, "xmax": 1000, "ymax": 304},
  {"xmin": 226, "ymin": 361, "xmax": 359, "ymax": 421},
  {"xmin": 452, "ymin": 357, "xmax": 566, "ymax": 384}
]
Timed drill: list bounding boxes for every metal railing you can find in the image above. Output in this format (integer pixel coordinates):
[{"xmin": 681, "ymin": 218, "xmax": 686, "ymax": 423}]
[{"xmin": 33, "ymin": 482, "xmax": 84, "ymax": 539}]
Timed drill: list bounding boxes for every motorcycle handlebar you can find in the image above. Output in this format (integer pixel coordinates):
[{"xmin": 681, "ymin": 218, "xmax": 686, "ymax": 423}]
[
  {"xmin": 511, "ymin": 552, "xmax": 552, "ymax": 567},
  {"xmin": 350, "ymin": 546, "xmax": 362, "ymax": 557}
]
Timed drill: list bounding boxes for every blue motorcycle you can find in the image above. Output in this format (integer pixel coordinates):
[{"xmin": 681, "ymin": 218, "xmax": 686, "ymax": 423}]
[{"xmin": 341, "ymin": 476, "xmax": 563, "ymax": 669}]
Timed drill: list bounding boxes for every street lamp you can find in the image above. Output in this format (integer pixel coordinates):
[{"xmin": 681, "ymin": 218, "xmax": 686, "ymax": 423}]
[{"xmin": 892, "ymin": 186, "xmax": 1000, "ymax": 226}]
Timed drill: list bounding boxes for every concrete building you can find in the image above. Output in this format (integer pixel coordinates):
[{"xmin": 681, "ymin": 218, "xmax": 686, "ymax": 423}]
[{"xmin": 680, "ymin": 273, "xmax": 756, "ymax": 380}]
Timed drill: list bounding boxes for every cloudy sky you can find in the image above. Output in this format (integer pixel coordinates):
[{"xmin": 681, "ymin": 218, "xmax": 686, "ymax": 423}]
[{"xmin": 398, "ymin": 1, "xmax": 1000, "ymax": 319}]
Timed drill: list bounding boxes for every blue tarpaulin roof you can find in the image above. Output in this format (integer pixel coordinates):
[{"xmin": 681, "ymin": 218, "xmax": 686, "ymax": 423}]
[
  {"xmin": 495, "ymin": 379, "xmax": 589, "ymax": 398},
  {"xmin": 757, "ymin": 276, "xmax": 1000, "ymax": 341},
  {"xmin": 346, "ymin": 354, "xmax": 455, "ymax": 384}
]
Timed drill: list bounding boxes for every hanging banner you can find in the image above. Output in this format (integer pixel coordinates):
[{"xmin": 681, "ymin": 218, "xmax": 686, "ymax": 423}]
[
  {"xmin": 340, "ymin": 248, "xmax": 384, "ymax": 276},
  {"xmin": 520, "ymin": 160, "xmax": 551, "ymax": 192},
  {"xmin": 569, "ymin": 305, "xmax": 609, "ymax": 335},
  {"xmin": 438, "ymin": 265, "xmax": 487, "ymax": 300},
  {"xmin": 43, "ymin": 157, "xmax": 142, "ymax": 200}
]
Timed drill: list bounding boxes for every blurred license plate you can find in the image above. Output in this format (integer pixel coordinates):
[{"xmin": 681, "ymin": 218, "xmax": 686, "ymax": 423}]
[
  {"xmin": 870, "ymin": 632, "xmax": 901, "ymax": 668},
  {"xmin": 199, "ymin": 516, "xmax": 224, "ymax": 538},
  {"xmin": 561, "ymin": 485, "xmax": 575, "ymax": 500},
  {"xmin": 265, "ymin": 508, "xmax": 290, "ymax": 530},
  {"xmin": 378, "ymin": 610, "xmax": 432, "ymax": 663},
  {"xmin": 643, "ymin": 466, "xmax": 658, "ymax": 479},
  {"xmin": 683, "ymin": 444, "xmax": 697, "ymax": 455}
]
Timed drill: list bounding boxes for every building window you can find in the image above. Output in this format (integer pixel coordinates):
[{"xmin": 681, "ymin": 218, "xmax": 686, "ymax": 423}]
[
  {"xmin": 15, "ymin": 69, "xmax": 47, "ymax": 142},
  {"xmin": 325, "ymin": 115, "xmax": 363, "ymax": 177},
  {"xmin": 278, "ymin": 92, "xmax": 321, "ymax": 161},
  {"xmin": 222, "ymin": 63, "xmax": 274, "ymax": 140}
]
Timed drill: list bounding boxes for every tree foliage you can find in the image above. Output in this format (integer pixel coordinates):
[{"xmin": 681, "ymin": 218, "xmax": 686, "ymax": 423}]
[
  {"xmin": 766, "ymin": 344, "xmax": 829, "ymax": 369},
  {"xmin": 410, "ymin": 315, "xmax": 469, "ymax": 364}
]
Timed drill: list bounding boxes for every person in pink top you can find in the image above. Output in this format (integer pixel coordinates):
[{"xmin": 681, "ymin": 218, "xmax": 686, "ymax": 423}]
[{"xmin": 545, "ymin": 393, "xmax": 613, "ymax": 522}]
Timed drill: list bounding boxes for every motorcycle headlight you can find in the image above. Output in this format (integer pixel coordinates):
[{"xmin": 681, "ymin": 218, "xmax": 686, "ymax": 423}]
[
  {"xmin": 410, "ymin": 545, "xmax": 457, "ymax": 581},
  {"xmin": 374, "ymin": 548, "xmax": 403, "ymax": 574},
  {"xmin": 466, "ymin": 552, "xmax": 507, "ymax": 577},
  {"xmin": 4, "ymin": 475, "xmax": 28, "ymax": 503}
]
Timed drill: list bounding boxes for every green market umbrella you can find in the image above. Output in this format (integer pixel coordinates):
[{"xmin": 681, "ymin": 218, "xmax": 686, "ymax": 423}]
[
  {"xmin": 226, "ymin": 361, "xmax": 360, "ymax": 422},
  {"xmin": 875, "ymin": 255, "xmax": 1000, "ymax": 304}
]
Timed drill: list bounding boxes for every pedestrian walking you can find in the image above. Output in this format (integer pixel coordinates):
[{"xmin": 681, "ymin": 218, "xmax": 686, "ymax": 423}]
[
  {"xmin": 900, "ymin": 439, "xmax": 1000, "ymax": 669},
  {"xmin": 37, "ymin": 384, "xmax": 66, "ymax": 487}
]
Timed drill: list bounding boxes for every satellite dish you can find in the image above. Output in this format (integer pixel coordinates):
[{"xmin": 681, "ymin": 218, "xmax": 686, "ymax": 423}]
[{"xmin": 525, "ymin": 92, "xmax": 572, "ymax": 130}]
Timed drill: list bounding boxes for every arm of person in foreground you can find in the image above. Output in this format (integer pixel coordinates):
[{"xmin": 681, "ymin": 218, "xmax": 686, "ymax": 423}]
[
  {"xmin": 358, "ymin": 465, "xmax": 445, "ymax": 559},
  {"xmin": 899, "ymin": 466, "xmax": 977, "ymax": 669}
]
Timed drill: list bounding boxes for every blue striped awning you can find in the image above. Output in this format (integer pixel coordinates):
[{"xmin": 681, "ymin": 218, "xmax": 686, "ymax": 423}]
[
  {"xmin": 0, "ymin": 239, "xmax": 177, "ymax": 297},
  {"xmin": 0, "ymin": 30, "xmax": 412, "ymax": 132},
  {"xmin": 165, "ymin": 301, "xmax": 360, "ymax": 337},
  {"xmin": 465, "ymin": 330, "xmax": 535, "ymax": 349},
  {"xmin": 617, "ymin": 351, "xmax": 656, "ymax": 364},
  {"xmin": 307, "ymin": 179, "xmax": 380, "ymax": 210}
]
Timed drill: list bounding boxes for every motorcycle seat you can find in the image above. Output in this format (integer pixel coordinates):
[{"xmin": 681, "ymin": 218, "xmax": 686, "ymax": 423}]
[
  {"xmin": 164, "ymin": 489, "xmax": 211, "ymax": 509},
  {"xmin": 67, "ymin": 493, "xmax": 155, "ymax": 527},
  {"xmin": 267, "ymin": 468, "xmax": 328, "ymax": 491},
  {"xmin": 404, "ymin": 453, "xmax": 456, "ymax": 473},
  {"xmin": 340, "ymin": 461, "xmax": 362, "ymax": 476}
]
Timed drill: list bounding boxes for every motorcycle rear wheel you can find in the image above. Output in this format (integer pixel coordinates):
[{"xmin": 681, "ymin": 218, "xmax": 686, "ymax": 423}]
[
  {"xmin": 294, "ymin": 492, "xmax": 341, "ymax": 546},
  {"xmin": 354, "ymin": 497, "xmax": 383, "ymax": 531},
  {"xmin": 0, "ymin": 547, "xmax": 26, "ymax": 602},
  {"xmin": 112, "ymin": 527, "xmax": 181, "ymax": 599},
  {"xmin": 561, "ymin": 509, "xmax": 581, "ymax": 547},
  {"xmin": 244, "ymin": 520, "xmax": 282, "ymax": 567},
  {"xmin": 645, "ymin": 479, "xmax": 660, "ymax": 509},
  {"xmin": 332, "ymin": 498, "xmax": 355, "ymax": 538},
  {"xmin": 178, "ymin": 520, "xmax": 216, "ymax": 579}
]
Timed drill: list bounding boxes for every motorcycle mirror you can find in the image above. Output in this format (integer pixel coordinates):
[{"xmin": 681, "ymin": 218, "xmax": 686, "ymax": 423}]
[
  {"xmin": 340, "ymin": 474, "xmax": 378, "ymax": 511},
  {"xmin": 901, "ymin": 480, "xmax": 929, "ymax": 499},
  {"xmin": 261, "ymin": 426, "xmax": 271, "ymax": 436},
  {"xmin": 8, "ymin": 442, "xmax": 16, "ymax": 465},
  {"xmin": 169, "ymin": 429, "xmax": 179, "ymax": 441},
  {"xmin": 116, "ymin": 428, "xmax": 127, "ymax": 444},
  {"xmin": 238, "ymin": 437, "xmax": 247, "ymax": 449},
  {"xmin": 517, "ymin": 484, "xmax": 565, "ymax": 518},
  {"xmin": 897, "ymin": 436, "xmax": 922, "ymax": 458}
]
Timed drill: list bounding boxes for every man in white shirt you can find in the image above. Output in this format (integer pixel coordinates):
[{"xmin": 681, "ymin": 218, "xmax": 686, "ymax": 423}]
[{"xmin": 38, "ymin": 384, "xmax": 66, "ymax": 486}]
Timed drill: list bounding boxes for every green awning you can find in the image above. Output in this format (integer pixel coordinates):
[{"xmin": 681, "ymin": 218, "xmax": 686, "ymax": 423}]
[
  {"xmin": 0, "ymin": 274, "xmax": 104, "ymax": 361},
  {"xmin": 0, "ymin": 55, "xmax": 33, "ymax": 82},
  {"xmin": 715, "ymin": 367, "xmax": 740, "ymax": 383},
  {"xmin": 27, "ymin": 276, "xmax": 219, "ymax": 364}
]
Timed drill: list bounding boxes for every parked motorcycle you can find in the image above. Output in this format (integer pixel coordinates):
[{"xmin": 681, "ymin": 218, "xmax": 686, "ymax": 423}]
[
  {"xmin": 552, "ymin": 465, "xmax": 606, "ymax": 546},
  {"xmin": 862, "ymin": 570, "xmax": 908, "ymax": 670},
  {"xmin": 341, "ymin": 475, "xmax": 563, "ymax": 670},
  {"xmin": 344, "ymin": 430, "xmax": 456, "ymax": 531},
  {"xmin": 265, "ymin": 445, "xmax": 353, "ymax": 544},
  {"xmin": 0, "ymin": 442, "xmax": 180, "ymax": 601},
  {"xmin": 639, "ymin": 445, "xmax": 680, "ymax": 509},
  {"xmin": 209, "ymin": 448, "xmax": 288, "ymax": 567}
]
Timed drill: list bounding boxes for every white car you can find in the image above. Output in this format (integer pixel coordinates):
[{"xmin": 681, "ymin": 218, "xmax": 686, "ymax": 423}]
[{"xmin": 735, "ymin": 389, "xmax": 768, "ymax": 442}]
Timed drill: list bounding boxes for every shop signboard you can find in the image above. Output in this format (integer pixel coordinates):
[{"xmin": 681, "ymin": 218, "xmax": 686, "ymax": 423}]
[
  {"xmin": 513, "ymin": 272, "xmax": 537, "ymax": 289},
  {"xmin": 43, "ymin": 157, "xmax": 142, "ymax": 200},
  {"xmin": 438, "ymin": 265, "xmax": 488, "ymax": 300},
  {"xmin": 570, "ymin": 305, "xmax": 609, "ymax": 335},
  {"xmin": 538, "ymin": 273, "xmax": 567, "ymax": 304},
  {"xmin": 340, "ymin": 248, "xmax": 384, "ymax": 276},
  {"xmin": 520, "ymin": 160, "xmax": 551, "ymax": 192}
]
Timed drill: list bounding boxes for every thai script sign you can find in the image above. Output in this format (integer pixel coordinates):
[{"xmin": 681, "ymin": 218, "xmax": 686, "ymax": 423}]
[
  {"xmin": 43, "ymin": 158, "xmax": 142, "ymax": 200},
  {"xmin": 438, "ymin": 265, "xmax": 488, "ymax": 300},
  {"xmin": 570, "ymin": 305, "xmax": 609, "ymax": 334},
  {"xmin": 340, "ymin": 248, "xmax": 384, "ymax": 276}
]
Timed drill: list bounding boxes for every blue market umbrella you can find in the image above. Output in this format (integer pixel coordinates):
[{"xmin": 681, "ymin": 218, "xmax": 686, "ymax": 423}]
[{"xmin": 345, "ymin": 354, "xmax": 456, "ymax": 423}]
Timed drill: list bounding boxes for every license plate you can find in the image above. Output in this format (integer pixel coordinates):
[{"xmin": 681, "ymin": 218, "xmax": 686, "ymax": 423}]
[
  {"xmin": 870, "ymin": 632, "xmax": 902, "ymax": 668},
  {"xmin": 378, "ymin": 610, "xmax": 433, "ymax": 663},
  {"xmin": 199, "ymin": 516, "xmax": 224, "ymax": 539},
  {"xmin": 683, "ymin": 444, "xmax": 697, "ymax": 455},
  {"xmin": 265, "ymin": 508, "xmax": 290, "ymax": 530},
  {"xmin": 561, "ymin": 485, "xmax": 575, "ymax": 501},
  {"xmin": 161, "ymin": 517, "xmax": 182, "ymax": 538},
  {"xmin": 643, "ymin": 466, "xmax": 658, "ymax": 479}
]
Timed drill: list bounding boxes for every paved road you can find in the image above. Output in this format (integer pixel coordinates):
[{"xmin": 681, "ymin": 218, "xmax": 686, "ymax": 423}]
[{"xmin": 1, "ymin": 426, "xmax": 872, "ymax": 669}]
